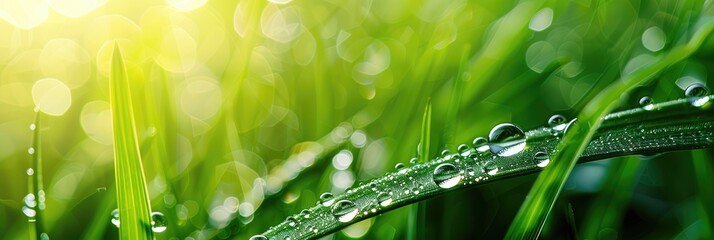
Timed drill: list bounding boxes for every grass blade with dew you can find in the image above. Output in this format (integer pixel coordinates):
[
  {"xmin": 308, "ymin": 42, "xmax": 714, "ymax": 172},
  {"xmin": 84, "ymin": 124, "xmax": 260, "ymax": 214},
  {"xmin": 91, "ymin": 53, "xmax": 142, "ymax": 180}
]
[
  {"xmin": 504, "ymin": 16, "xmax": 714, "ymax": 239},
  {"xmin": 109, "ymin": 44, "xmax": 153, "ymax": 240},
  {"xmin": 27, "ymin": 111, "xmax": 47, "ymax": 239},
  {"xmin": 257, "ymin": 93, "xmax": 714, "ymax": 239},
  {"xmin": 408, "ymin": 100, "xmax": 432, "ymax": 240}
]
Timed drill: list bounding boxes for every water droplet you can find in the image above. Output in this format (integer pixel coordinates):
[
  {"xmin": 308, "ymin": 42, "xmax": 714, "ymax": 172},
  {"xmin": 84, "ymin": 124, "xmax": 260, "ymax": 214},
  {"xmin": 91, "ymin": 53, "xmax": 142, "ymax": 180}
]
[
  {"xmin": 457, "ymin": 144, "xmax": 469, "ymax": 153},
  {"xmin": 685, "ymin": 83, "xmax": 709, "ymax": 97},
  {"xmin": 472, "ymin": 137, "xmax": 489, "ymax": 152},
  {"xmin": 111, "ymin": 209, "xmax": 120, "ymax": 227},
  {"xmin": 639, "ymin": 96, "xmax": 655, "ymax": 110},
  {"xmin": 40, "ymin": 233, "xmax": 49, "ymax": 240},
  {"xmin": 484, "ymin": 161, "xmax": 499, "ymax": 175},
  {"xmin": 249, "ymin": 235, "xmax": 268, "ymax": 240},
  {"xmin": 151, "ymin": 212, "xmax": 167, "ymax": 233},
  {"xmin": 27, "ymin": 168, "xmax": 34, "ymax": 175},
  {"xmin": 29, "ymin": 123, "xmax": 36, "ymax": 131},
  {"xmin": 331, "ymin": 200, "xmax": 358, "ymax": 223},
  {"xmin": 394, "ymin": 163, "xmax": 405, "ymax": 170},
  {"xmin": 440, "ymin": 149, "xmax": 450, "ymax": 156},
  {"xmin": 432, "ymin": 163, "xmax": 464, "ymax": 189},
  {"xmin": 319, "ymin": 192, "xmax": 334, "ymax": 206},
  {"xmin": 409, "ymin": 157, "xmax": 417, "ymax": 165},
  {"xmin": 488, "ymin": 123, "xmax": 526, "ymax": 157},
  {"xmin": 300, "ymin": 209, "xmax": 311, "ymax": 219},
  {"xmin": 286, "ymin": 216, "xmax": 297, "ymax": 227},
  {"xmin": 547, "ymin": 115, "xmax": 566, "ymax": 127},
  {"xmin": 28, "ymin": 147, "xmax": 35, "ymax": 155},
  {"xmin": 534, "ymin": 152, "xmax": 550, "ymax": 168},
  {"xmin": 377, "ymin": 192, "xmax": 393, "ymax": 207}
]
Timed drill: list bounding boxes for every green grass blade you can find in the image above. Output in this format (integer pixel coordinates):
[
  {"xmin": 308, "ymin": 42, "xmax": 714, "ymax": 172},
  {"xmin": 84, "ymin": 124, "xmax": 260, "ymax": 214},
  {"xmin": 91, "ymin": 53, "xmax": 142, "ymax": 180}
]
[
  {"xmin": 692, "ymin": 150, "xmax": 714, "ymax": 239},
  {"xmin": 581, "ymin": 156, "xmax": 641, "ymax": 239},
  {"xmin": 504, "ymin": 17, "xmax": 714, "ymax": 240},
  {"xmin": 29, "ymin": 111, "xmax": 46, "ymax": 239},
  {"xmin": 409, "ymin": 101, "xmax": 432, "ymax": 240},
  {"xmin": 109, "ymin": 44, "xmax": 153, "ymax": 240},
  {"xmin": 418, "ymin": 100, "xmax": 432, "ymax": 164}
]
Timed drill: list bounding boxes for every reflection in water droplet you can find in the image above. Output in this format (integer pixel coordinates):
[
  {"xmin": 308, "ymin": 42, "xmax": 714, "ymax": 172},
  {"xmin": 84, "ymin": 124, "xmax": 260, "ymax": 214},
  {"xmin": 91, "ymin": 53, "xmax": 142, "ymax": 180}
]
[
  {"xmin": 432, "ymin": 163, "xmax": 463, "ymax": 189},
  {"xmin": 685, "ymin": 83, "xmax": 710, "ymax": 107},
  {"xmin": 685, "ymin": 83, "xmax": 709, "ymax": 97},
  {"xmin": 534, "ymin": 152, "xmax": 550, "ymax": 168},
  {"xmin": 484, "ymin": 161, "xmax": 499, "ymax": 176},
  {"xmin": 332, "ymin": 200, "xmax": 358, "ymax": 223},
  {"xmin": 151, "ymin": 212, "xmax": 167, "ymax": 233},
  {"xmin": 377, "ymin": 192, "xmax": 393, "ymax": 207},
  {"xmin": 548, "ymin": 115, "xmax": 566, "ymax": 127},
  {"xmin": 111, "ymin": 209, "xmax": 120, "ymax": 227},
  {"xmin": 639, "ymin": 96, "xmax": 654, "ymax": 111},
  {"xmin": 488, "ymin": 124, "xmax": 526, "ymax": 157},
  {"xmin": 472, "ymin": 137, "xmax": 489, "ymax": 152},
  {"xmin": 319, "ymin": 192, "xmax": 335, "ymax": 207}
]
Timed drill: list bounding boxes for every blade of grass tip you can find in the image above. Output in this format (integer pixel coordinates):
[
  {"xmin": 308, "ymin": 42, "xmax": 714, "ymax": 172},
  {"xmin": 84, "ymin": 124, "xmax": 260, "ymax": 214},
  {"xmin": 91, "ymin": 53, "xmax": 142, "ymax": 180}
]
[
  {"xmin": 29, "ymin": 111, "xmax": 46, "ymax": 239},
  {"xmin": 505, "ymin": 18, "xmax": 714, "ymax": 239},
  {"xmin": 581, "ymin": 156, "xmax": 641, "ymax": 239},
  {"xmin": 692, "ymin": 150, "xmax": 714, "ymax": 239},
  {"xmin": 409, "ymin": 100, "xmax": 432, "ymax": 240},
  {"xmin": 110, "ymin": 44, "xmax": 153, "ymax": 240}
]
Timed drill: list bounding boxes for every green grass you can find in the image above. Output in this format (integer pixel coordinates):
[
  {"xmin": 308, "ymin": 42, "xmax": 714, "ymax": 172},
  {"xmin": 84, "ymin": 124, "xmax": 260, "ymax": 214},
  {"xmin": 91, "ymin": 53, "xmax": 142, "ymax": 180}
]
[
  {"xmin": 109, "ymin": 45, "xmax": 153, "ymax": 240},
  {"xmin": 1, "ymin": 0, "xmax": 714, "ymax": 239}
]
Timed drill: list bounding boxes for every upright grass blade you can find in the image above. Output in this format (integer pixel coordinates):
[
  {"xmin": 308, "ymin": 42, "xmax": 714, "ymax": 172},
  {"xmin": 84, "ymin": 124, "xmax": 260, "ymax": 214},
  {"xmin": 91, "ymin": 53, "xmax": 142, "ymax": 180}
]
[
  {"xmin": 28, "ymin": 111, "xmax": 46, "ymax": 239},
  {"xmin": 692, "ymin": 150, "xmax": 714, "ymax": 239},
  {"xmin": 408, "ymin": 101, "xmax": 432, "ymax": 240},
  {"xmin": 504, "ymin": 17, "xmax": 714, "ymax": 239},
  {"xmin": 580, "ymin": 156, "xmax": 641, "ymax": 239},
  {"xmin": 109, "ymin": 44, "xmax": 153, "ymax": 240}
]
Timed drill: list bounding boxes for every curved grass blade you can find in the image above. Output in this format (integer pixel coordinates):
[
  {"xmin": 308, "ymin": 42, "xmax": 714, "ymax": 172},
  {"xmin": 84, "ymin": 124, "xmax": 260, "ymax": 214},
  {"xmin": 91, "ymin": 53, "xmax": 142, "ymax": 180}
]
[
  {"xmin": 110, "ymin": 44, "xmax": 153, "ymax": 240},
  {"xmin": 28, "ymin": 111, "xmax": 46, "ymax": 239},
  {"xmin": 258, "ymin": 95, "xmax": 714, "ymax": 239},
  {"xmin": 504, "ymin": 17, "xmax": 714, "ymax": 239},
  {"xmin": 408, "ymin": 101, "xmax": 432, "ymax": 240}
]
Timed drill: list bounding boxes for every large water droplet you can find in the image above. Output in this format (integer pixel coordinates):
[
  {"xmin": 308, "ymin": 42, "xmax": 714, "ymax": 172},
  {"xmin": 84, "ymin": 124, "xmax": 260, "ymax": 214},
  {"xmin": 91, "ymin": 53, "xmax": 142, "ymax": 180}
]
[
  {"xmin": 377, "ymin": 192, "xmax": 393, "ymax": 207},
  {"xmin": 484, "ymin": 161, "xmax": 499, "ymax": 175},
  {"xmin": 488, "ymin": 123, "xmax": 526, "ymax": 157},
  {"xmin": 249, "ymin": 235, "xmax": 268, "ymax": 240},
  {"xmin": 151, "ymin": 212, "xmax": 167, "ymax": 233},
  {"xmin": 472, "ymin": 137, "xmax": 489, "ymax": 153},
  {"xmin": 639, "ymin": 96, "xmax": 654, "ymax": 111},
  {"xmin": 432, "ymin": 163, "xmax": 463, "ymax": 189},
  {"xmin": 111, "ymin": 209, "xmax": 120, "ymax": 227},
  {"xmin": 319, "ymin": 192, "xmax": 335, "ymax": 207},
  {"xmin": 685, "ymin": 83, "xmax": 709, "ymax": 97},
  {"xmin": 534, "ymin": 151, "xmax": 550, "ymax": 168},
  {"xmin": 685, "ymin": 83, "xmax": 710, "ymax": 107},
  {"xmin": 331, "ymin": 200, "xmax": 358, "ymax": 223}
]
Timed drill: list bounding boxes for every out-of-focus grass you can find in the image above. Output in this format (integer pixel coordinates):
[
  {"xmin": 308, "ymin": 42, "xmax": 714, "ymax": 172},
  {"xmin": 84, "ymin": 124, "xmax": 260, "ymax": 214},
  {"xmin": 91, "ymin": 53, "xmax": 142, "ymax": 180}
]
[{"xmin": 0, "ymin": 0, "xmax": 712, "ymax": 239}]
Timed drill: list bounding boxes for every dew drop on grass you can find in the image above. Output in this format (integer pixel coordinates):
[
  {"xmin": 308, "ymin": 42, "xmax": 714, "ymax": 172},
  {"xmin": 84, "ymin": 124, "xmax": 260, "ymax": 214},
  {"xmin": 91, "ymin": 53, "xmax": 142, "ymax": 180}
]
[
  {"xmin": 394, "ymin": 163, "xmax": 405, "ymax": 170},
  {"xmin": 639, "ymin": 96, "xmax": 655, "ymax": 110},
  {"xmin": 151, "ymin": 212, "xmax": 167, "ymax": 233},
  {"xmin": 547, "ymin": 115, "xmax": 566, "ymax": 127},
  {"xmin": 440, "ymin": 149, "xmax": 450, "ymax": 156},
  {"xmin": 319, "ymin": 192, "xmax": 335, "ymax": 207},
  {"xmin": 685, "ymin": 83, "xmax": 709, "ymax": 97},
  {"xmin": 27, "ymin": 168, "xmax": 34, "ymax": 175},
  {"xmin": 433, "ymin": 163, "xmax": 464, "ymax": 189},
  {"xmin": 534, "ymin": 151, "xmax": 550, "ymax": 168},
  {"xmin": 377, "ymin": 192, "xmax": 393, "ymax": 207},
  {"xmin": 331, "ymin": 200, "xmax": 358, "ymax": 223},
  {"xmin": 457, "ymin": 144, "xmax": 469, "ymax": 153},
  {"xmin": 249, "ymin": 235, "xmax": 268, "ymax": 240},
  {"xmin": 488, "ymin": 123, "xmax": 526, "ymax": 157},
  {"xmin": 286, "ymin": 216, "xmax": 297, "ymax": 227},
  {"xmin": 300, "ymin": 209, "xmax": 311, "ymax": 219},
  {"xmin": 409, "ymin": 157, "xmax": 417, "ymax": 165},
  {"xmin": 28, "ymin": 147, "xmax": 35, "ymax": 155},
  {"xmin": 685, "ymin": 83, "xmax": 710, "ymax": 107},
  {"xmin": 484, "ymin": 161, "xmax": 499, "ymax": 176},
  {"xmin": 29, "ymin": 123, "xmax": 36, "ymax": 131},
  {"xmin": 472, "ymin": 137, "xmax": 489, "ymax": 153},
  {"xmin": 111, "ymin": 209, "xmax": 120, "ymax": 227}
]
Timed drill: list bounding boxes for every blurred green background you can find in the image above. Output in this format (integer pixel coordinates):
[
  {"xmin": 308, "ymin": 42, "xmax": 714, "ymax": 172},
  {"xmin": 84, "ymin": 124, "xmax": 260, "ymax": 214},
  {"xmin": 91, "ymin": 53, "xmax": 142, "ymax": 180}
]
[{"xmin": 1, "ymin": 0, "xmax": 713, "ymax": 239}]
